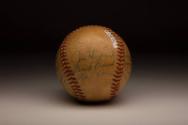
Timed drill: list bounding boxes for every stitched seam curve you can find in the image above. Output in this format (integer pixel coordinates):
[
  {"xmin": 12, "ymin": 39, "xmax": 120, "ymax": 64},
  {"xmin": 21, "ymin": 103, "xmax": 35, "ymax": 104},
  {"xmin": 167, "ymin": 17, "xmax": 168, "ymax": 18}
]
[
  {"xmin": 59, "ymin": 41, "xmax": 85, "ymax": 99},
  {"xmin": 110, "ymin": 33, "xmax": 125, "ymax": 97}
]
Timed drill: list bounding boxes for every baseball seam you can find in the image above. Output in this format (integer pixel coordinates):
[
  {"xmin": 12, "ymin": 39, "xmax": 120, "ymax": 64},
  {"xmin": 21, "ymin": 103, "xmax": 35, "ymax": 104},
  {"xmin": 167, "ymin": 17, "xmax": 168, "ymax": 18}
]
[
  {"xmin": 110, "ymin": 32, "xmax": 125, "ymax": 97},
  {"xmin": 60, "ymin": 41, "xmax": 85, "ymax": 99}
]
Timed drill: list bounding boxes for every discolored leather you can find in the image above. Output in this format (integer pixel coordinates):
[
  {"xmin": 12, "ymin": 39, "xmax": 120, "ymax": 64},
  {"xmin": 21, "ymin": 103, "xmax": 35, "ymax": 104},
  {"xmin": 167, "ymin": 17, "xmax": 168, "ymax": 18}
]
[{"xmin": 56, "ymin": 25, "xmax": 132, "ymax": 102}]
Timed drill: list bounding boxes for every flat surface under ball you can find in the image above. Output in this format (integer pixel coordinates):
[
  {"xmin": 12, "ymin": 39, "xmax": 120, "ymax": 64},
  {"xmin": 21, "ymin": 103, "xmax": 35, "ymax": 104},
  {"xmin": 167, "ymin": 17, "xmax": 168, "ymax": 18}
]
[{"xmin": 0, "ymin": 54, "xmax": 187, "ymax": 125}]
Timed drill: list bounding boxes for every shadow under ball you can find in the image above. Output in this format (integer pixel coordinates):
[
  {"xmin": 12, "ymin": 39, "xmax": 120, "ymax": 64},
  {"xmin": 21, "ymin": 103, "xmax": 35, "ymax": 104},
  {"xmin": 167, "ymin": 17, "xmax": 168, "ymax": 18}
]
[{"xmin": 56, "ymin": 25, "xmax": 132, "ymax": 102}]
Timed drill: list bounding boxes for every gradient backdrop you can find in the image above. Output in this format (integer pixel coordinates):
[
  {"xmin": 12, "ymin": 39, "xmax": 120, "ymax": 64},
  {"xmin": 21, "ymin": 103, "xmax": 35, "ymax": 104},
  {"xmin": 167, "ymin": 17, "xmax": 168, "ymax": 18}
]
[{"xmin": 0, "ymin": 0, "xmax": 188, "ymax": 125}]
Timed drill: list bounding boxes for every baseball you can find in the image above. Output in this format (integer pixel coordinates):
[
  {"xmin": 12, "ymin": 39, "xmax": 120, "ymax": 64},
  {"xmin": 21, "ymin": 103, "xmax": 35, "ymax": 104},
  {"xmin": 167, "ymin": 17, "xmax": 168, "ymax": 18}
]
[{"xmin": 56, "ymin": 25, "xmax": 132, "ymax": 102}]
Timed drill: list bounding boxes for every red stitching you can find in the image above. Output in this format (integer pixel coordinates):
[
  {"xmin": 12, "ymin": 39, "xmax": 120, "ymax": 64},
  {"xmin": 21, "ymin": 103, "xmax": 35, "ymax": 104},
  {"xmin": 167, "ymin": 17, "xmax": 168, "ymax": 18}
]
[
  {"xmin": 112, "ymin": 82, "xmax": 120, "ymax": 86},
  {"xmin": 118, "ymin": 57, "xmax": 125, "ymax": 62},
  {"xmin": 112, "ymin": 78, "xmax": 121, "ymax": 82},
  {"xmin": 71, "ymin": 85, "xmax": 80, "ymax": 89},
  {"xmin": 117, "ymin": 47, "xmax": 124, "ymax": 51},
  {"xmin": 63, "ymin": 69, "xmax": 72, "ymax": 74},
  {"xmin": 116, "ymin": 66, "xmax": 124, "ymax": 71},
  {"xmin": 64, "ymin": 72, "xmax": 74, "ymax": 78},
  {"xmin": 69, "ymin": 81, "xmax": 78, "ymax": 84},
  {"xmin": 111, "ymin": 86, "xmax": 119, "ymax": 90},
  {"xmin": 60, "ymin": 58, "xmax": 68, "ymax": 63},
  {"xmin": 74, "ymin": 91, "xmax": 83, "ymax": 94},
  {"xmin": 59, "ymin": 42, "xmax": 85, "ymax": 100},
  {"xmin": 67, "ymin": 77, "xmax": 77, "ymax": 81},
  {"xmin": 61, "ymin": 63, "xmax": 70, "ymax": 68},
  {"xmin": 110, "ymin": 31, "xmax": 125, "ymax": 97},
  {"xmin": 117, "ymin": 54, "xmax": 125, "ymax": 58},
  {"xmin": 113, "ymin": 74, "xmax": 122, "ymax": 78},
  {"xmin": 62, "ymin": 66, "xmax": 71, "ymax": 70},
  {"xmin": 116, "ymin": 62, "xmax": 124, "ymax": 66}
]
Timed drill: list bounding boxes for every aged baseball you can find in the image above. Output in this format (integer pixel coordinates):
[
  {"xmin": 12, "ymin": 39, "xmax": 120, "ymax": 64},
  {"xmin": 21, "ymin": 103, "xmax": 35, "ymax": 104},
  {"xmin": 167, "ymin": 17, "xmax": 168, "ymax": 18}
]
[{"xmin": 56, "ymin": 25, "xmax": 131, "ymax": 102}]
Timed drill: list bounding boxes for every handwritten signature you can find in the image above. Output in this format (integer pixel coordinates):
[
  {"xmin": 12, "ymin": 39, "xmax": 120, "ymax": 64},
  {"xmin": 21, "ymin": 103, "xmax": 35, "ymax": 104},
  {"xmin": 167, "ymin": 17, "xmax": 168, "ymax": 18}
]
[{"xmin": 74, "ymin": 48, "xmax": 115, "ymax": 80}]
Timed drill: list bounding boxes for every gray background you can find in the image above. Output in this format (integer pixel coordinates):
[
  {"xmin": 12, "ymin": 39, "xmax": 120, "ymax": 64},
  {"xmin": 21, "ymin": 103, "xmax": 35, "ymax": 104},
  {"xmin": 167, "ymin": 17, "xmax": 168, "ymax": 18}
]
[{"xmin": 0, "ymin": 0, "xmax": 188, "ymax": 124}]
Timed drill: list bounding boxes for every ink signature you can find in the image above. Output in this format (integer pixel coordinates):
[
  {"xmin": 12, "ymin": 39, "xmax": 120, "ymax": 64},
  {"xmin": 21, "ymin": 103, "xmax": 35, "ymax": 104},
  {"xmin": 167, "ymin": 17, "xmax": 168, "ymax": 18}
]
[{"xmin": 74, "ymin": 48, "xmax": 115, "ymax": 80}]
